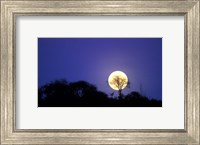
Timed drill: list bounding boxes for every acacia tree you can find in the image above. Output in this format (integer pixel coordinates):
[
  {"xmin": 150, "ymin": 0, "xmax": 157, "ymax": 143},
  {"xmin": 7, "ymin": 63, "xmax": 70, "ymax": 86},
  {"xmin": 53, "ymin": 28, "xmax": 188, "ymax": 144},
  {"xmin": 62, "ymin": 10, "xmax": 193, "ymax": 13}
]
[{"xmin": 110, "ymin": 75, "xmax": 128, "ymax": 97}]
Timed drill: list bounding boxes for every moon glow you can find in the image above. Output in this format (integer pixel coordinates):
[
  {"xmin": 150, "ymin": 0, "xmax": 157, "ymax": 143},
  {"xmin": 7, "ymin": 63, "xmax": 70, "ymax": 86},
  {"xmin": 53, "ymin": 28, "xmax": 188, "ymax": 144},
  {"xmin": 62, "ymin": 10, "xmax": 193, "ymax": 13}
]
[{"xmin": 108, "ymin": 71, "xmax": 128, "ymax": 90}]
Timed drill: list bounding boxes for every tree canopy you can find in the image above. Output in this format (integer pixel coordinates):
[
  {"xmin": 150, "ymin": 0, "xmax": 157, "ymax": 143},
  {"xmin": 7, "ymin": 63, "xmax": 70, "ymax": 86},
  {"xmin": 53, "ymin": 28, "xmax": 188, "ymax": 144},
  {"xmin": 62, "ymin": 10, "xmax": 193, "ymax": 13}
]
[{"xmin": 38, "ymin": 79, "xmax": 162, "ymax": 107}]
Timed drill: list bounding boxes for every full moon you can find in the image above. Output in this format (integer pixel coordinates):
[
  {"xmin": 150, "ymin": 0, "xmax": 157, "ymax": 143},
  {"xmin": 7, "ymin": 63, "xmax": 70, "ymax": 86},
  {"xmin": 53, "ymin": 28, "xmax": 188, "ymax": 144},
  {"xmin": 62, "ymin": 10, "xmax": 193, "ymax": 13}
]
[{"xmin": 108, "ymin": 71, "xmax": 128, "ymax": 90}]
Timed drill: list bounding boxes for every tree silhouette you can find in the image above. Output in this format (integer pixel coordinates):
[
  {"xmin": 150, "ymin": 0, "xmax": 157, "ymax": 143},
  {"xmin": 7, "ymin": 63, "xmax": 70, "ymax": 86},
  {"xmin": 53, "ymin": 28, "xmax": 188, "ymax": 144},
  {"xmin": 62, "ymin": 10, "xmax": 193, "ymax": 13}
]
[
  {"xmin": 109, "ymin": 75, "xmax": 128, "ymax": 97},
  {"xmin": 70, "ymin": 81, "xmax": 97, "ymax": 97},
  {"xmin": 38, "ymin": 79, "xmax": 162, "ymax": 107}
]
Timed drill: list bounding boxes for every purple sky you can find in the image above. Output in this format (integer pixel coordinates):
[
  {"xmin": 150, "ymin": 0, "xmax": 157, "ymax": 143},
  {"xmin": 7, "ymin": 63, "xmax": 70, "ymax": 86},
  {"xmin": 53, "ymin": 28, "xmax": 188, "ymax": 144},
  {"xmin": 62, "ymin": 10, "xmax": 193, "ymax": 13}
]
[{"xmin": 38, "ymin": 38, "xmax": 162, "ymax": 100}]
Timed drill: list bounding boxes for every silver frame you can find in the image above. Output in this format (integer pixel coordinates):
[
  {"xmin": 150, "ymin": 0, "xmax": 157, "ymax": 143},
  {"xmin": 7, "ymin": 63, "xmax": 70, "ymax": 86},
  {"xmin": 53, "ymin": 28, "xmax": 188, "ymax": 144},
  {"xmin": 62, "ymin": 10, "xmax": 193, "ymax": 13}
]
[{"xmin": 1, "ymin": 0, "xmax": 199, "ymax": 144}]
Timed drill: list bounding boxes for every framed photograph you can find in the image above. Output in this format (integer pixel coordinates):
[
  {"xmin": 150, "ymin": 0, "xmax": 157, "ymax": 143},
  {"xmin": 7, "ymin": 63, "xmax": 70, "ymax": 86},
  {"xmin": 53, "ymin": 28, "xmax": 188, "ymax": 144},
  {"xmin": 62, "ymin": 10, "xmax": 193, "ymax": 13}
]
[{"xmin": 1, "ymin": 0, "xmax": 199, "ymax": 145}]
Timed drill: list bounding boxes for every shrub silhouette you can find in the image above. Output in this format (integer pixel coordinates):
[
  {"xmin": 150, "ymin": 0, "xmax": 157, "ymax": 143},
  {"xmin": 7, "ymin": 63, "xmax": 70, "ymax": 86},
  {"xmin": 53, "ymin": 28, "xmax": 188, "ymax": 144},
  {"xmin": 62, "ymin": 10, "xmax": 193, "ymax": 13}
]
[{"xmin": 38, "ymin": 79, "xmax": 162, "ymax": 107}]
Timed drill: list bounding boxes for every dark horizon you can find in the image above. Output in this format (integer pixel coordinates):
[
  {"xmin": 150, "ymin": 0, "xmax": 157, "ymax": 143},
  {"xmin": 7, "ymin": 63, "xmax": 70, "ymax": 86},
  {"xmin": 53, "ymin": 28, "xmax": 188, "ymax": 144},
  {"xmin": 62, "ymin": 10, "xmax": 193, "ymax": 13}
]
[{"xmin": 38, "ymin": 38, "xmax": 162, "ymax": 100}]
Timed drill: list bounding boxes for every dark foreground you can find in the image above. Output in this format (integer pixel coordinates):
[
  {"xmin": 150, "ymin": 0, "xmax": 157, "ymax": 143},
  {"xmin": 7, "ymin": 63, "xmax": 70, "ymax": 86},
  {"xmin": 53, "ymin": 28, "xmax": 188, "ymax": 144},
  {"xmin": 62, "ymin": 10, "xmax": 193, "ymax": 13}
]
[{"xmin": 38, "ymin": 80, "xmax": 162, "ymax": 107}]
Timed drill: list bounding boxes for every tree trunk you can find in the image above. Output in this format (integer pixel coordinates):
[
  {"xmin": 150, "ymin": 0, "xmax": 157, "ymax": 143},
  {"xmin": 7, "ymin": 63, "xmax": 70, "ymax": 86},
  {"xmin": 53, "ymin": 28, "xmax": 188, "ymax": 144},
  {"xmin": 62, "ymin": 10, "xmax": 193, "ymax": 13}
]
[{"xmin": 118, "ymin": 89, "xmax": 122, "ymax": 98}]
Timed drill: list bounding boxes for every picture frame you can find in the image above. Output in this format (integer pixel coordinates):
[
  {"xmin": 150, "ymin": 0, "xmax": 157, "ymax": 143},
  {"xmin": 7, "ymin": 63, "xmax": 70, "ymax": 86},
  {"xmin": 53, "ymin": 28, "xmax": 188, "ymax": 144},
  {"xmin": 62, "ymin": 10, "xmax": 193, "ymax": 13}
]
[{"xmin": 0, "ymin": 0, "xmax": 199, "ymax": 144}]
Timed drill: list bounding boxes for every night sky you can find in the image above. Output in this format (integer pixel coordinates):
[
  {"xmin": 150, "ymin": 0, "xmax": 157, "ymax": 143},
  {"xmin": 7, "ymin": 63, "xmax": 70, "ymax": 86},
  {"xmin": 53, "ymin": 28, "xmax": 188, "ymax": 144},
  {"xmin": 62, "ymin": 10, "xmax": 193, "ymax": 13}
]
[{"xmin": 38, "ymin": 38, "xmax": 162, "ymax": 100}]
